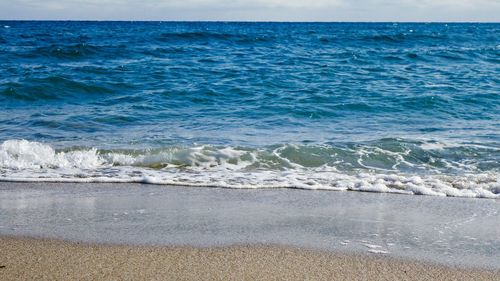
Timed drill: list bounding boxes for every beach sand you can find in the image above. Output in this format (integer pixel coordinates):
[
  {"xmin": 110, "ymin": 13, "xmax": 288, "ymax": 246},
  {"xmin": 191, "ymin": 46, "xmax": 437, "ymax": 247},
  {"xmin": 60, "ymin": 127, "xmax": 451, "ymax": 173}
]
[
  {"xmin": 1, "ymin": 183, "xmax": 499, "ymax": 280},
  {"xmin": 1, "ymin": 236, "xmax": 499, "ymax": 281}
]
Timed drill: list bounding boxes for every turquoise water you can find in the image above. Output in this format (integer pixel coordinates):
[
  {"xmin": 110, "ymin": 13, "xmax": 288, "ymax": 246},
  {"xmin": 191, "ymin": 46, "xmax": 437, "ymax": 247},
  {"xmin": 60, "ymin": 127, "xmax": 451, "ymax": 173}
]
[{"xmin": 0, "ymin": 22, "xmax": 499, "ymax": 198}]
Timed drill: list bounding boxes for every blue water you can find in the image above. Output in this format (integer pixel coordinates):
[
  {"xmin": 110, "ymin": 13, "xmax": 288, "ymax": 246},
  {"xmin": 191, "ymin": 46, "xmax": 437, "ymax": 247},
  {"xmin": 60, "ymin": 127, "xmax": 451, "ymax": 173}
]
[{"xmin": 0, "ymin": 21, "xmax": 499, "ymax": 198}]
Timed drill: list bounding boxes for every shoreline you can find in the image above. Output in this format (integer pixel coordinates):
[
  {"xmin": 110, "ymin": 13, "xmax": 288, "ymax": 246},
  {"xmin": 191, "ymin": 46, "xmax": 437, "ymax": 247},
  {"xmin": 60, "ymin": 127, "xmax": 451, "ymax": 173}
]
[
  {"xmin": 1, "ymin": 235, "xmax": 499, "ymax": 281},
  {"xmin": 1, "ymin": 182, "xmax": 499, "ymax": 269}
]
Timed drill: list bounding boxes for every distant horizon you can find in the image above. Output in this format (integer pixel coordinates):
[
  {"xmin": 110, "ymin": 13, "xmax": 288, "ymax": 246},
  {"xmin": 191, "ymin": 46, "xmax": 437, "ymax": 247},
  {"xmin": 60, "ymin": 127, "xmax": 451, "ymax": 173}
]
[
  {"xmin": 2, "ymin": 0, "xmax": 499, "ymax": 23},
  {"xmin": 1, "ymin": 20, "xmax": 499, "ymax": 23}
]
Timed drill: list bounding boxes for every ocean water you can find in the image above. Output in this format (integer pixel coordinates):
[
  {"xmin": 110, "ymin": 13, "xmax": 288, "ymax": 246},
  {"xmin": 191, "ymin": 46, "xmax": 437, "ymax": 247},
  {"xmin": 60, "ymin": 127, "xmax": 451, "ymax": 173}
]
[{"xmin": 0, "ymin": 21, "xmax": 499, "ymax": 198}]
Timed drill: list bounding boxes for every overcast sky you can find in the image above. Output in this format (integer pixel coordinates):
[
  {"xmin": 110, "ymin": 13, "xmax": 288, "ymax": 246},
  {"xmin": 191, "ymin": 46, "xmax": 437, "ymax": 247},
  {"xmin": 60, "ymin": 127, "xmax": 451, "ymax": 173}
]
[{"xmin": 1, "ymin": 0, "xmax": 499, "ymax": 22}]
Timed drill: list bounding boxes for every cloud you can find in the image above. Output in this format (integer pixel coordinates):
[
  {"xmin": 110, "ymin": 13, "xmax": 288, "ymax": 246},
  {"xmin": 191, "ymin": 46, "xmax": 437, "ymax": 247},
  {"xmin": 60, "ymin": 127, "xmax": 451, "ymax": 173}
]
[
  {"xmin": 112, "ymin": 0, "xmax": 344, "ymax": 9},
  {"xmin": 12, "ymin": 0, "xmax": 343, "ymax": 9},
  {"xmin": 1, "ymin": 0, "xmax": 499, "ymax": 21},
  {"xmin": 398, "ymin": 0, "xmax": 500, "ymax": 9}
]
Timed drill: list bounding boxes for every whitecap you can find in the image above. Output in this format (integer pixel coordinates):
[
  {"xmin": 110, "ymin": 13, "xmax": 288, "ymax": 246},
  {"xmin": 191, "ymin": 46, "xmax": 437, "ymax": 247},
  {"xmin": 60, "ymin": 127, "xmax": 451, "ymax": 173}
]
[{"xmin": 0, "ymin": 139, "xmax": 498, "ymax": 199}]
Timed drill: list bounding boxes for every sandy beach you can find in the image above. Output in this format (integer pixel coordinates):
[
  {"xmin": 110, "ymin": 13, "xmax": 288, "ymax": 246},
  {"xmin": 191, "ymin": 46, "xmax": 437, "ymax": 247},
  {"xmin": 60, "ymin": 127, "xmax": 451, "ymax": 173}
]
[
  {"xmin": 1, "ymin": 182, "xmax": 499, "ymax": 280},
  {"xmin": 1, "ymin": 236, "xmax": 499, "ymax": 281}
]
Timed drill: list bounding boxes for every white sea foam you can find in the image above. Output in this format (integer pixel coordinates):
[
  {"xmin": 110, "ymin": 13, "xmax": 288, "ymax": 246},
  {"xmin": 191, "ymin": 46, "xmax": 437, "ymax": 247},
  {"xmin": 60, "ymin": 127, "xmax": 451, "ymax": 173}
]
[
  {"xmin": 0, "ymin": 139, "xmax": 499, "ymax": 199},
  {"xmin": 420, "ymin": 142, "xmax": 449, "ymax": 150},
  {"xmin": 419, "ymin": 139, "xmax": 497, "ymax": 151},
  {"xmin": 0, "ymin": 139, "xmax": 104, "ymax": 169},
  {"xmin": 363, "ymin": 244, "xmax": 383, "ymax": 249},
  {"xmin": 368, "ymin": 249, "xmax": 389, "ymax": 254}
]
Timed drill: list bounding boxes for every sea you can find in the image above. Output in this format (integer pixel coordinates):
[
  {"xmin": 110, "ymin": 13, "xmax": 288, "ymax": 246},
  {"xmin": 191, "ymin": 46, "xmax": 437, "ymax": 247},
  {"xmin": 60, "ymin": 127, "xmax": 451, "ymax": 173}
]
[{"xmin": 0, "ymin": 21, "xmax": 499, "ymax": 198}]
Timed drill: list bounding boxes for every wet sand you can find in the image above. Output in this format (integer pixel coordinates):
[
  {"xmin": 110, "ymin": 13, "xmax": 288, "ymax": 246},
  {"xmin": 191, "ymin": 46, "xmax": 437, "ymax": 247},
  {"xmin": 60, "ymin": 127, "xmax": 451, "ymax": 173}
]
[
  {"xmin": 1, "ymin": 182, "xmax": 499, "ymax": 268},
  {"xmin": 1, "ymin": 236, "xmax": 499, "ymax": 281},
  {"xmin": 1, "ymin": 182, "xmax": 499, "ymax": 280}
]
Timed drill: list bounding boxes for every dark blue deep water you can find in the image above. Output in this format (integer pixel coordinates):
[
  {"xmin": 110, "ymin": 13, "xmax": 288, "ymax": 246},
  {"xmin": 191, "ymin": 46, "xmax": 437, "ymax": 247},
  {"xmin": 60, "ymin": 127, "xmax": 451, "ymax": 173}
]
[{"xmin": 0, "ymin": 22, "xmax": 499, "ymax": 198}]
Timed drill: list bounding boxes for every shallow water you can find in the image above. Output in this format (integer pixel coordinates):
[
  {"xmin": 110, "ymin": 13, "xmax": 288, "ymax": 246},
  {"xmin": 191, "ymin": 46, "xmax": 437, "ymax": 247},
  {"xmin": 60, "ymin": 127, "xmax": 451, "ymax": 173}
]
[
  {"xmin": 0, "ymin": 22, "xmax": 499, "ymax": 198},
  {"xmin": 1, "ymin": 182, "xmax": 499, "ymax": 268}
]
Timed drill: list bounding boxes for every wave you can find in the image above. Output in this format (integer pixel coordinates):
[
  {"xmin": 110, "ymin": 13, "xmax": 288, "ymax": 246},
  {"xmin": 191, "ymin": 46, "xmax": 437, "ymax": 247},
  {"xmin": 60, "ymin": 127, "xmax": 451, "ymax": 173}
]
[
  {"xmin": 13, "ymin": 43, "xmax": 128, "ymax": 61},
  {"xmin": 0, "ymin": 76, "xmax": 114, "ymax": 102},
  {"xmin": 1, "ymin": 139, "xmax": 498, "ymax": 199},
  {"xmin": 24, "ymin": 43, "xmax": 102, "ymax": 59},
  {"xmin": 360, "ymin": 33, "xmax": 448, "ymax": 43},
  {"xmin": 156, "ymin": 31, "xmax": 274, "ymax": 44}
]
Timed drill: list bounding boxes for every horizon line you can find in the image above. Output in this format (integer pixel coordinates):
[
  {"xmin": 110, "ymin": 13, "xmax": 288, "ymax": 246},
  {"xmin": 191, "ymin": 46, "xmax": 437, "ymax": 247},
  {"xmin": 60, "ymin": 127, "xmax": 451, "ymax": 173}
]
[{"xmin": 1, "ymin": 19, "xmax": 499, "ymax": 23}]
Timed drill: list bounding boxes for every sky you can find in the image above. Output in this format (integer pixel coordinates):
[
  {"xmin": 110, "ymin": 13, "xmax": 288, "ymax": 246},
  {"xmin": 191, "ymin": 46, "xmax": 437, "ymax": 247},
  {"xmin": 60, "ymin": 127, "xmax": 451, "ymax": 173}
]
[{"xmin": 0, "ymin": 0, "xmax": 499, "ymax": 22}]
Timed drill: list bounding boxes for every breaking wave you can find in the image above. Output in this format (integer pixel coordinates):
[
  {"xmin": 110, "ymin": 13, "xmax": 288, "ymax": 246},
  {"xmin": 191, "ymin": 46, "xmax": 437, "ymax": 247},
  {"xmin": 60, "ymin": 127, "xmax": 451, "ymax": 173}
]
[{"xmin": 1, "ymin": 139, "xmax": 498, "ymax": 199}]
